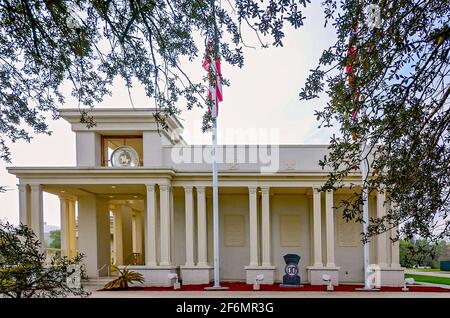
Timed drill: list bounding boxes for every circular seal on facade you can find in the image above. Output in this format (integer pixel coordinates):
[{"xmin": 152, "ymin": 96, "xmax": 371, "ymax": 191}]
[
  {"xmin": 285, "ymin": 263, "xmax": 299, "ymax": 277},
  {"xmin": 111, "ymin": 146, "xmax": 140, "ymax": 167}
]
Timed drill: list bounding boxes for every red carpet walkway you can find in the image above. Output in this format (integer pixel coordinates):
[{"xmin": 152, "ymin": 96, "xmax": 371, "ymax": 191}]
[{"xmin": 120, "ymin": 282, "xmax": 449, "ymax": 293}]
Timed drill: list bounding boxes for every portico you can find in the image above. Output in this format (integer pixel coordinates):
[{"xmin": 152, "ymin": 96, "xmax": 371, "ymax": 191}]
[{"xmin": 8, "ymin": 108, "xmax": 404, "ymax": 287}]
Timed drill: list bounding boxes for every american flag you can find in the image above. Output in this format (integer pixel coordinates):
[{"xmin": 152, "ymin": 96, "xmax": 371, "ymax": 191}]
[{"xmin": 203, "ymin": 41, "xmax": 223, "ymax": 118}]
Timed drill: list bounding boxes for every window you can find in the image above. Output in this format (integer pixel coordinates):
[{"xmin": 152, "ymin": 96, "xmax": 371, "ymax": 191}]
[{"xmin": 102, "ymin": 135, "xmax": 143, "ymax": 167}]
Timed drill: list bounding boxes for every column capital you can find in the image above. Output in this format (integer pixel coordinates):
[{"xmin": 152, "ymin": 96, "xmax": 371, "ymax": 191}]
[
  {"xmin": 248, "ymin": 186, "xmax": 257, "ymax": 194},
  {"xmin": 184, "ymin": 185, "xmax": 194, "ymax": 194},
  {"xmin": 30, "ymin": 184, "xmax": 42, "ymax": 191},
  {"xmin": 196, "ymin": 186, "xmax": 205, "ymax": 194},
  {"xmin": 17, "ymin": 184, "xmax": 28, "ymax": 191},
  {"xmin": 159, "ymin": 184, "xmax": 169, "ymax": 192},
  {"xmin": 146, "ymin": 184, "xmax": 156, "ymax": 191},
  {"xmin": 260, "ymin": 186, "xmax": 270, "ymax": 194},
  {"xmin": 58, "ymin": 194, "xmax": 69, "ymax": 201},
  {"xmin": 312, "ymin": 186, "xmax": 322, "ymax": 193}
]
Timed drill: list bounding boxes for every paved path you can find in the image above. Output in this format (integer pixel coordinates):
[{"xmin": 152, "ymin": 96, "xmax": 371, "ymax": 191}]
[
  {"xmin": 414, "ymin": 281, "xmax": 450, "ymax": 289},
  {"xmin": 88, "ymin": 290, "xmax": 450, "ymax": 298},
  {"xmin": 405, "ymin": 270, "xmax": 450, "ymax": 278},
  {"xmin": 84, "ymin": 285, "xmax": 450, "ymax": 298}
]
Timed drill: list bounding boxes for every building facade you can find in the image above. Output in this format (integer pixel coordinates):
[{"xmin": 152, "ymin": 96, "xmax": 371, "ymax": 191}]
[{"xmin": 8, "ymin": 108, "xmax": 404, "ymax": 287}]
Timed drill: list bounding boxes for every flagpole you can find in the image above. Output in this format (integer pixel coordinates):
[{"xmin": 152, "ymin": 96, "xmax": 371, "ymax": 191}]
[
  {"xmin": 361, "ymin": 138, "xmax": 371, "ymax": 289},
  {"xmin": 352, "ymin": 0, "xmax": 376, "ymax": 291},
  {"xmin": 211, "ymin": 100, "xmax": 220, "ymax": 288},
  {"xmin": 209, "ymin": 0, "xmax": 225, "ymax": 290}
]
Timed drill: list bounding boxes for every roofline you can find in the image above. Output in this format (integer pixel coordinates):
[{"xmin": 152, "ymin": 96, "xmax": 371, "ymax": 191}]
[
  {"xmin": 6, "ymin": 167, "xmax": 362, "ymax": 178},
  {"xmin": 58, "ymin": 107, "xmax": 184, "ymax": 129},
  {"xmin": 164, "ymin": 144, "xmax": 331, "ymax": 148}
]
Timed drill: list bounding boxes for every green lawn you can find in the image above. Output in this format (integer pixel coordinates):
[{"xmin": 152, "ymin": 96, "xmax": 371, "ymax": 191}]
[
  {"xmin": 406, "ymin": 268, "xmax": 442, "ymax": 272},
  {"xmin": 405, "ymin": 273, "xmax": 450, "ymax": 286}
]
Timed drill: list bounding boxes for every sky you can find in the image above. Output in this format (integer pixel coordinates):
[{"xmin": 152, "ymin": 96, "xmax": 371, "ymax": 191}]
[{"xmin": 0, "ymin": 2, "xmax": 338, "ymax": 227}]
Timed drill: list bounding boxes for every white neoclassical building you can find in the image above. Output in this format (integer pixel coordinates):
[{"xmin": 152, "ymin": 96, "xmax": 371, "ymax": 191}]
[{"xmin": 8, "ymin": 108, "xmax": 404, "ymax": 287}]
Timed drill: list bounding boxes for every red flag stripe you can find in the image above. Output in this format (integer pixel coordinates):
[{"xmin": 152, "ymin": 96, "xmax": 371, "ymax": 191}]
[{"xmin": 203, "ymin": 44, "xmax": 223, "ymax": 117}]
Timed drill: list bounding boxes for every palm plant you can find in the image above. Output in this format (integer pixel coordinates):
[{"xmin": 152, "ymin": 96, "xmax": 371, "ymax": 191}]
[{"xmin": 104, "ymin": 265, "xmax": 144, "ymax": 290}]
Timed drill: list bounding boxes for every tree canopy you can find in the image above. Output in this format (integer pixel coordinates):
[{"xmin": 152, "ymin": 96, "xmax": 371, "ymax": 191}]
[
  {"xmin": 48, "ymin": 229, "xmax": 61, "ymax": 249},
  {"xmin": 400, "ymin": 239, "xmax": 449, "ymax": 268},
  {"xmin": 1, "ymin": 0, "xmax": 449, "ymax": 244},
  {"xmin": 0, "ymin": 222, "xmax": 89, "ymax": 298},
  {"xmin": 0, "ymin": 0, "xmax": 307, "ymax": 161},
  {"xmin": 300, "ymin": 0, "xmax": 450, "ymax": 244}
]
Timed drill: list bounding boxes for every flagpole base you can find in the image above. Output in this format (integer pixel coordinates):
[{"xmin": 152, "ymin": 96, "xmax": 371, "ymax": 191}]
[
  {"xmin": 204, "ymin": 286, "xmax": 230, "ymax": 291},
  {"xmin": 354, "ymin": 287, "xmax": 380, "ymax": 292}
]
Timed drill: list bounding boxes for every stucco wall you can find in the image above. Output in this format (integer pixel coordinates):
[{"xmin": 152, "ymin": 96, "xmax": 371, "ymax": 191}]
[
  {"xmin": 77, "ymin": 195, "xmax": 110, "ymax": 277},
  {"xmin": 333, "ymin": 195, "xmax": 364, "ymax": 283},
  {"xmin": 271, "ymin": 195, "xmax": 311, "ymax": 283},
  {"xmin": 121, "ymin": 205, "xmax": 133, "ymax": 265},
  {"xmin": 76, "ymin": 131, "xmax": 101, "ymax": 167},
  {"xmin": 205, "ymin": 193, "xmax": 252, "ymax": 281},
  {"xmin": 164, "ymin": 191, "xmax": 379, "ymax": 283},
  {"xmin": 172, "ymin": 192, "xmax": 186, "ymax": 267},
  {"xmin": 164, "ymin": 145, "xmax": 331, "ymax": 172}
]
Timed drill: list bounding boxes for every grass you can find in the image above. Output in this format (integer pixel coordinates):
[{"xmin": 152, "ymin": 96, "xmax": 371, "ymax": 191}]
[
  {"xmin": 405, "ymin": 273, "xmax": 450, "ymax": 286},
  {"xmin": 406, "ymin": 268, "xmax": 442, "ymax": 272}
]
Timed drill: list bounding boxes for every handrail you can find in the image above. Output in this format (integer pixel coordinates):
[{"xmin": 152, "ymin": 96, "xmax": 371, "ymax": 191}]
[
  {"xmin": 96, "ymin": 263, "xmax": 111, "ymax": 279},
  {"xmin": 44, "ymin": 247, "xmax": 63, "ymax": 252}
]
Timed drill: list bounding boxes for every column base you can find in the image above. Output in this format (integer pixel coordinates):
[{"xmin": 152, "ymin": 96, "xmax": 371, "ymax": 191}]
[
  {"xmin": 307, "ymin": 266, "xmax": 340, "ymax": 286},
  {"xmin": 180, "ymin": 265, "xmax": 213, "ymax": 285},
  {"xmin": 373, "ymin": 267, "xmax": 405, "ymax": 287},
  {"xmin": 245, "ymin": 265, "xmax": 276, "ymax": 285},
  {"xmin": 125, "ymin": 265, "xmax": 178, "ymax": 287}
]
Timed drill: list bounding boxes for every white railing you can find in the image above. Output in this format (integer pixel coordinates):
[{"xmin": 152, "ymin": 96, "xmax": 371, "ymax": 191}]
[
  {"xmin": 97, "ymin": 263, "xmax": 115, "ymax": 279},
  {"xmin": 44, "ymin": 248, "xmax": 62, "ymax": 265}
]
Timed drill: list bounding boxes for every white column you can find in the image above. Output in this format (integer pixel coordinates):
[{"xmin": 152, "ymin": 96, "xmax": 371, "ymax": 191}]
[
  {"xmin": 325, "ymin": 190, "xmax": 335, "ymax": 267},
  {"xmin": 249, "ymin": 186, "xmax": 259, "ymax": 267},
  {"xmin": 197, "ymin": 186, "xmax": 208, "ymax": 266},
  {"xmin": 77, "ymin": 195, "xmax": 110, "ymax": 277},
  {"xmin": 169, "ymin": 186, "xmax": 175, "ymax": 263},
  {"xmin": 120, "ymin": 206, "xmax": 133, "ymax": 263},
  {"xmin": 261, "ymin": 186, "xmax": 271, "ymax": 266},
  {"xmin": 377, "ymin": 191, "xmax": 388, "ymax": 267},
  {"xmin": 67, "ymin": 200, "xmax": 77, "ymax": 258},
  {"xmin": 132, "ymin": 211, "xmax": 143, "ymax": 255},
  {"xmin": 159, "ymin": 184, "xmax": 171, "ymax": 266},
  {"xmin": 59, "ymin": 196, "xmax": 68, "ymax": 256},
  {"xmin": 146, "ymin": 184, "xmax": 157, "ymax": 266},
  {"xmin": 312, "ymin": 187, "xmax": 323, "ymax": 267},
  {"xmin": 391, "ymin": 227, "xmax": 401, "ymax": 268},
  {"xmin": 113, "ymin": 205, "xmax": 123, "ymax": 265},
  {"xmin": 184, "ymin": 186, "xmax": 195, "ymax": 266},
  {"xmin": 18, "ymin": 184, "xmax": 30, "ymax": 226},
  {"xmin": 386, "ymin": 200, "xmax": 401, "ymax": 268},
  {"xmin": 30, "ymin": 184, "xmax": 44, "ymax": 245}
]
